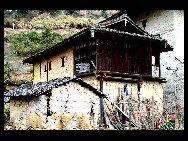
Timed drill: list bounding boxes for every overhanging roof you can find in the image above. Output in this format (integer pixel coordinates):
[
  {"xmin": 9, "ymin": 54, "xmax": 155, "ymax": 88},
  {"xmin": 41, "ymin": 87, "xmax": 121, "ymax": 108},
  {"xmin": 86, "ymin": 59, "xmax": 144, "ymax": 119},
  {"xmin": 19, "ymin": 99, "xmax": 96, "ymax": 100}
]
[{"xmin": 23, "ymin": 10, "xmax": 173, "ymax": 64}]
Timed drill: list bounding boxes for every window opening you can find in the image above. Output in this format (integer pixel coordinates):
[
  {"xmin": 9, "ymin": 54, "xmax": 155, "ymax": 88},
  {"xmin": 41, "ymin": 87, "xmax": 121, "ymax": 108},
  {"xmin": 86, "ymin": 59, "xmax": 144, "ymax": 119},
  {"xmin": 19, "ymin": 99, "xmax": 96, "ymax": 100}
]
[
  {"xmin": 61, "ymin": 56, "xmax": 65, "ymax": 67},
  {"xmin": 141, "ymin": 19, "xmax": 147, "ymax": 30},
  {"xmin": 44, "ymin": 65, "xmax": 47, "ymax": 72},
  {"xmin": 49, "ymin": 61, "xmax": 52, "ymax": 71}
]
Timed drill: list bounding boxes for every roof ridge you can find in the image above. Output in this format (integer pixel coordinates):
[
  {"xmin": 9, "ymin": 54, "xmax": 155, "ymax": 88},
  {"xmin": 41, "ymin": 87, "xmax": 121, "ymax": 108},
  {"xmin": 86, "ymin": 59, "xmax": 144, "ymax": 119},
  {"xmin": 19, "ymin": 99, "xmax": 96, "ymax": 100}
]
[
  {"xmin": 91, "ymin": 11, "xmax": 153, "ymax": 37},
  {"xmin": 125, "ymin": 15, "xmax": 152, "ymax": 36},
  {"xmin": 93, "ymin": 27, "xmax": 166, "ymax": 41}
]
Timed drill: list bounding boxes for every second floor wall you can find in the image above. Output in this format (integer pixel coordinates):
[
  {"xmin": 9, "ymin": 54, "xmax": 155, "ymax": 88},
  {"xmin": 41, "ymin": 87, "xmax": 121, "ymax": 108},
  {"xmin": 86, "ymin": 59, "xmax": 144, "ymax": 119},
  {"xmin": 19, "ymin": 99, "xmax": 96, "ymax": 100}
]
[{"xmin": 33, "ymin": 47, "xmax": 74, "ymax": 84}]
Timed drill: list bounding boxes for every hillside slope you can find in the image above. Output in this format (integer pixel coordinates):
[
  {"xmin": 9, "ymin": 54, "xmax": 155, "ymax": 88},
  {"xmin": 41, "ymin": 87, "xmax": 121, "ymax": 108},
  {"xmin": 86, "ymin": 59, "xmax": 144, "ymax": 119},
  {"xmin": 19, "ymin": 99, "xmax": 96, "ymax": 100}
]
[{"xmin": 4, "ymin": 10, "xmax": 119, "ymax": 88}]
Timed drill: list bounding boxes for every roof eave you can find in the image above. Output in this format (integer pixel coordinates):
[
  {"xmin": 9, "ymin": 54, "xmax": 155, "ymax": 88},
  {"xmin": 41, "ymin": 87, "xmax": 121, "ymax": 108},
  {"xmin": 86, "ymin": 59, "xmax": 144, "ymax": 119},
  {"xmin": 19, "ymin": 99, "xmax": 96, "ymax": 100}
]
[{"xmin": 23, "ymin": 28, "xmax": 90, "ymax": 64}]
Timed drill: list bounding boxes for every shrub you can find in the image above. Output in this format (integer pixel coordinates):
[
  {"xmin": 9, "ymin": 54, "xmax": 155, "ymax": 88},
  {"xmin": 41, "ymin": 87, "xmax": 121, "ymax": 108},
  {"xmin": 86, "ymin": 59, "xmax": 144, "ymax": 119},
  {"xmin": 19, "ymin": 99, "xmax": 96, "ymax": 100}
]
[
  {"xmin": 4, "ymin": 106, "xmax": 10, "ymax": 124},
  {"xmin": 4, "ymin": 17, "xmax": 13, "ymax": 28},
  {"xmin": 4, "ymin": 62, "xmax": 13, "ymax": 84},
  {"xmin": 4, "ymin": 28, "xmax": 63, "ymax": 56},
  {"xmin": 155, "ymin": 114, "xmax": 175, "ymax": 130}
]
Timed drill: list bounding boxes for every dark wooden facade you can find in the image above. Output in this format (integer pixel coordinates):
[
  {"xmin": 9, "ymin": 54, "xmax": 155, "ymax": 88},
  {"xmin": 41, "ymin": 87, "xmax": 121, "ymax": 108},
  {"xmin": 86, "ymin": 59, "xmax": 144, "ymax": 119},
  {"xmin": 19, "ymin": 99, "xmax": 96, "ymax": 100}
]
[
  {"xmin": 96, "ymin": 35, "xmax": 152, "ymax": 75},
  {"xmin": 73, "ymin": 32, "xmax": 159, "ymax": 79}
]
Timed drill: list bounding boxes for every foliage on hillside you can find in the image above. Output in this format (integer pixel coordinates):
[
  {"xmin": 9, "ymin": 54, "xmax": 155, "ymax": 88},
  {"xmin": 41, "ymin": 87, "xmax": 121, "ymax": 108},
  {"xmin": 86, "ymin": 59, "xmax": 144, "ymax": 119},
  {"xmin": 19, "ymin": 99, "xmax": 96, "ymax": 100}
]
[
  {"xmin": 4, "ymin": 28, "xmax": 63, "ymax": 56},
  {"xmin": 4, "ymin": 61, "xmax": 33, "ymax": 85},
  {"xmin": 4, "ymin": 10, "xmax": 113, "ymax": 30},
  {"xmin": 4, "ymin": 10, "xmax": 111, "ymax": 86},
  {"xmin": 4, "ymin": 11, "xmax": 109, "ymax": 56},
  {"xmin": 15, "ymin": 12, "xmax": 104, "ymax": 30}
]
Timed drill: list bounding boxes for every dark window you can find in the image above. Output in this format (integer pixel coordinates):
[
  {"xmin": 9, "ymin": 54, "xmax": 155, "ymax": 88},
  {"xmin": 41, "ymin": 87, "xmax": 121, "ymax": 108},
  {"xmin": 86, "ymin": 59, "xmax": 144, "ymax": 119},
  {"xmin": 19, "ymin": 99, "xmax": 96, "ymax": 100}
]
[
  {"xmin": 155, "ymin": 54, "xmax": 160, "ymax": 67},
  {"xmin": 44, "ymin": 65, "xmax": 47, "ymax": 72},
  {"xmin": 61, "ymin": 56, "xmax": 65, "ymax": 67},
  {"xmin": 141, "ymin": 19, "xmax": 147, "ymax": 30},
  {"xmin": 49, "ymin": 61, "xmax": 52, "ymax": 71}
]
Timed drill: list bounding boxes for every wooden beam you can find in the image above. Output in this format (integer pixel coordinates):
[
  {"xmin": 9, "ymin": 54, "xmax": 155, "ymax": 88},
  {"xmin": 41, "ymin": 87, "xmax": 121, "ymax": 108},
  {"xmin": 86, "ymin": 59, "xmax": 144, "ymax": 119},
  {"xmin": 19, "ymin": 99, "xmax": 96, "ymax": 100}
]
[
  {"xmin": 97, "ymin": 70, "xmax": 166, "ymax": 83},
  {"xmin": 99, "ymin": 73, "xmax": 104, "ymax": 127},
  {"xmin": 98, "ymin": 70, "xmax": 142, "ymax": 79},
  {"xmin": 102, "ymin": 76, "xmax": 139, "ymax": 83}
]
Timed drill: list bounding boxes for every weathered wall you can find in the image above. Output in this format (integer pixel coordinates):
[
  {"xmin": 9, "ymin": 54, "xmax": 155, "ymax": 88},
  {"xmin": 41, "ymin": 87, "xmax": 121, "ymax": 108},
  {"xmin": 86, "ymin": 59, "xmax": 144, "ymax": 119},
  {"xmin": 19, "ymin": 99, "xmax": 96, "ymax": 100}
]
[
  {"xmin": 103, "ymin": 80, "xmax": 163, "ymax": 112},
  {"xmin": 33, "ymin": 47, "xmax": 74, "ymax": 84},
  {"xmin": 10, "ymin": 95, "xmax": 47, "ymax": 129},
  {"xmin": 48, "ymin": 81, "xmax": 100, "ymax": 130},
  {"xmin": 83, "ymin": 76, "xmax": 163, "ymax": 104},
  {"xmin": 10, "ymin": 98, "xmax": 29, "ymax": 129},
  {"xmin": 9, "ymin": 78, "xmax": 163, "ymax": 130},
  {"xmin": 130, "ymin": 10, "xmax": 184, "ymax": 109},
  {"xmin": 82, "ymin": 76, "xmax": 163, "ymax": 118},
  {"xmin": 10, "ymin": 81, "xmax": 101, "ymax": 130}
]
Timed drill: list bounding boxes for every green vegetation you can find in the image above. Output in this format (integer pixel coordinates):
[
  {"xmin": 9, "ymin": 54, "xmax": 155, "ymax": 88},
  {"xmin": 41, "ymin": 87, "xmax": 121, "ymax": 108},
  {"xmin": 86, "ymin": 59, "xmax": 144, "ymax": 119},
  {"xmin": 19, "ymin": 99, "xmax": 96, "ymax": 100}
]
[
  {"xmin": 154, "ymin": 112, "xmax": 184, "ymax": 130},
  {"xmin": 4, "ymin": 61, "xmax": 32, "ymax": 85},
  {"xmin": 4, "ymin": 28, "xmax": 63, "ymax": 56},
  {"xmin": 4, "ymin": 106, "xmax": 10, "ymax": 124},
  {"xmin": 4, "ymin": 11, "xmax": 109, "ymax": 56},
  {"xmin": 4, "ymin": 61, "xmax": 33, "ymax": 85},
  {"xmin": 4, "ymin": 10, "xmax": 106, "ymax": 29},
  {"xmin": 4, "ymin": 62, "xmax": 12, "ymax": 84},
  {"xmin": 4, "ymin": 10, "xmax": 113, "ymax": 87},
  {"xmin": 15, "ymin": 12, "xmax": 104, "ymax": 30}
]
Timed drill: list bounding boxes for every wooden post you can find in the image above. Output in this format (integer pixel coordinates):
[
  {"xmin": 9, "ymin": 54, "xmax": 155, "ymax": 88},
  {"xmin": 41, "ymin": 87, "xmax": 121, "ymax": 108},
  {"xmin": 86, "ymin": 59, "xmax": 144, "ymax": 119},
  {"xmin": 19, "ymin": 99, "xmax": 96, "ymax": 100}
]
[
  {"xmin": 47, "ymin": 61, "xmax": 48, "ymax": 82},
  {"xmin": 158, "ymin": 53, "xmax": 161, "ymax": 77},
  {"xmin": 174, "ymin": 86, "xmax": 178, "ymax": 130},
  {"xmin": 152, "ymin": 96, "xmax": 154, "ymax": 130},
  {"xmin": 129, "ymin": 88, "xmax": 132, "ymax": 130},
  {"xmin": 122, "ymin": 88, "xmax": 125, "ymax": 124},
  {"xmin": 137, "ymin": 80, "xmax": 141, "ymax": 128},
  {"xmin": 118, "ymin": 87, "xmax": 122, "ymax": 122},
  {"xmin": 99, "ymin": 73, "xmax": 104, "ymax": 127}
]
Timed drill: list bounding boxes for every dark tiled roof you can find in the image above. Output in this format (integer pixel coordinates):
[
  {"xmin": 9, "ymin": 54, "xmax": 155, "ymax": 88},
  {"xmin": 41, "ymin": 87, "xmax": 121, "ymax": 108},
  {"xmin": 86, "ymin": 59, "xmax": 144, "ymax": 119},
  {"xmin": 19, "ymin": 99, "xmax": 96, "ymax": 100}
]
[
  {"xmin": 4, "ymin": 77, "xmax": 106, "ymax": 102},
  {"xmin": 93, "ymin": 27, "xmax": 166, "ymax": 41},
  {"xmin": 23, "ymin": 10, "xmax": 173, "ymax": 64},
  {"xmin": 4, "ymin": 77, "xmax": 72, "ymax": 97}
]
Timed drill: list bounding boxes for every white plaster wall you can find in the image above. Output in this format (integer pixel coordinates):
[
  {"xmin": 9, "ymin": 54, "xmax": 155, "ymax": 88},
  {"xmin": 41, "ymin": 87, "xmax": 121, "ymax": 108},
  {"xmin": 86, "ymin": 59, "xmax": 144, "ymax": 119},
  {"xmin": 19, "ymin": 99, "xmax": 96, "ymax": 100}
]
[
  {"xmin": 131, "ymin": 10, "xmax": 184, "ymax": 109},
  {"xmin": 48, "ymin": 81, "xmax": 100, "ymax": 130}
]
